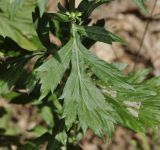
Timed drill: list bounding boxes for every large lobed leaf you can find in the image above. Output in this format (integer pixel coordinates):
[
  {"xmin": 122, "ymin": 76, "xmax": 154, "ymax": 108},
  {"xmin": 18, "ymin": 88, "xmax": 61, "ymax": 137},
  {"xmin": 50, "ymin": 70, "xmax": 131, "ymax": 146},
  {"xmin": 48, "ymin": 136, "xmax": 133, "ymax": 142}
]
[
  {"xmin": 37, "ymin": 25, "xmax": 136, "ymax": 137},
  {"xmin": 37, "ymin": 21, "xmax": 160, "ymax": 137},
  {"xmin": 1, "ymin": 0, "xmax": 158, "ymax": 144},
  {"xmin": 62, "ymin": 32, "xmax": 116, "ymax": 137}
]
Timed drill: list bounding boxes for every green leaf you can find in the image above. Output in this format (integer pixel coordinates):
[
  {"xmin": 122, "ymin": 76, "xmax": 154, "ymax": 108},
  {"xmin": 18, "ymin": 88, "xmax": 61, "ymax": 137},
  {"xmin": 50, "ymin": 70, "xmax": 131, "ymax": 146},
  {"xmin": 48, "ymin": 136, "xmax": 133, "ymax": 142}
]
[
  {"xmin": 134, "ymin": 0, "xmax": 147, "ymax": 12},
  {"xmin": 46, "ymin": 120, "xmax": 66, "ymax": 150},
  {"xmin": 76, "ymin": 25, "xmax": 125, "ymax": 44},
  {"xmin": 32, "ymin": 10, "xmax": 52, "ymax": 50},
  {"xmin": 37, "ymin": 39, "xmax": 73, "ymax": 100},
  {"xmin": 101, "ymin": 74, "xmax": 160, "ymax": 129},
  {"xmin": 138, "ymin": 78, "xmax": 160, "ymax": 127},
  {"xmin": 125, "ymin": 69, "xmax": 150, "ymax": 84},
  {"xmin": 46, "ymin": 132, "xmax": 67, "ymax": 150},
  {"xmin": 0, "ymin": 0, "xmax": 43, "ymax": 51},
  {"xmin": 7, "ymin": 0, "xmax": 24, "ymax": 19},
  {"xmin": 1, "ymin": 91, "xmax": 20, "ymax": 100},
  {"xmin": 38, "ymin": 0, "xmax": 47, "ymax": 16},
  {"xmin": 58, "ymin": 2, "xmax": 67, "ymax": 13},
  {"xmin": 69, "ymin": 0, "xmax": 75, "ymax": 11},
  {"xmin": 106, "ymin": 96, "xmax": 144, "ymax": 132},
  {"xmin": 31, "ymin": 125, "xmax": 48, "ymax": 137},
  {"xmin": 112, "ymin": 62, "xmax": 128, "ymax": 71},
  {"xmin": 18, "ymin": 133, "xmax": 50, "ymax": 150},
  {"xmin": 63, "ymin": 25, "xmax": 160, "ymax": 135},
  {"xmin": 139, "ymin": 97, "xmax": 160, "ymax": 127},
  {"xmin": 78, "ymin": 0, "xmax": 113, "ymax": 19},
  {"xmin": 115, "ymin": 69, "xmax": 158, "ymax": 102},
  {"xmin": 47, "ymin": 131, "xmax": 67, "ymax": 150},
  {"xmin": 75, "ymin": 33, "xmax": 133, "ymax": 90},
  {"xmin": 145, "ymin": 77, "xmax": 160, "ymax": 90},
  {"xmin": 0, "ymin": 14, "xmax": 42, "ymax": 51},
  {"xmin": 117, "ymin": 85, "xmax": 157, "ymax": 102},
  {"xmin": 0, "ymin": 57, "xmax": 30, "ymax": 88},
  {"xmin": 55, "ymin": 130, "xmax": 67, "ymax": 147},
  {"xmin": 63, "ymin": 68, "xmax": 116, "ymax": 136},
  {"xmin": 0, "ymin": 81, "xmax": 9, "ymax": 95},
  {"xmin": 25, "ymin": 71, "xmax": 39, "ymax": 93},
  {"xmin": 62, "ymin": 29, "xmax": 116, "ymax": 137},
  {"xmin": 40, "ymin": 106, "xmax": 54, "ymax": 126},
  {"xmin": 19, "ymin": 142, "xmax": 39, "ymax": 150},
  {"xmin": 54, "ymin": 12, "xmax": 70, "ymax": 22}
]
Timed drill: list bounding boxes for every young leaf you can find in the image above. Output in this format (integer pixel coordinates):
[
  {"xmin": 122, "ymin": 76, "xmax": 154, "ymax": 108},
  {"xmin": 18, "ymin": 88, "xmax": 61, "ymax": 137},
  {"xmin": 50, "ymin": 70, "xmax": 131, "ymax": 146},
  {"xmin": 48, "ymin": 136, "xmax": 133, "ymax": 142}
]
[
  {"xmin": 76, "ymin": 25, "xmax": 125, "ymax": 44},
  {"xmin": 40, "ymin": 106, "xmax": 54, "ymax": 126},
  {"xmin": 78, "ymin": 0, "xmax": 113, "ymax": 19}
]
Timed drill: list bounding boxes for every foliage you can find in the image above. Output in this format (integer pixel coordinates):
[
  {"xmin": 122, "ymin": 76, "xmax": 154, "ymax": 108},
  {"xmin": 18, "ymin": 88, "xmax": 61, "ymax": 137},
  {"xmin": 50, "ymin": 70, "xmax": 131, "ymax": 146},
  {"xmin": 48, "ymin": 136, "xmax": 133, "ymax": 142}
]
[
  {"xmin": 0, "ymin": 0, "xmax": 158, "ymax": 149},
  {"xmin": 134, "ymin": 0, "xmax": 147, "ymax": 12},
  {"xmin": 0, "ymin": 0, "xmax": 44, "ymax": 51}
]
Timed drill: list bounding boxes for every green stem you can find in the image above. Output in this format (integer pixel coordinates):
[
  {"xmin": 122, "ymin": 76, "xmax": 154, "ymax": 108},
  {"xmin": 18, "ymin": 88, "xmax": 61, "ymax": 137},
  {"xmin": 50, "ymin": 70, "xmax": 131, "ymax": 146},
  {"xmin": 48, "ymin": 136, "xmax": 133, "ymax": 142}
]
[{"xmin": 71, "ymin": 23, "xmax": 76, "ymax": 38}]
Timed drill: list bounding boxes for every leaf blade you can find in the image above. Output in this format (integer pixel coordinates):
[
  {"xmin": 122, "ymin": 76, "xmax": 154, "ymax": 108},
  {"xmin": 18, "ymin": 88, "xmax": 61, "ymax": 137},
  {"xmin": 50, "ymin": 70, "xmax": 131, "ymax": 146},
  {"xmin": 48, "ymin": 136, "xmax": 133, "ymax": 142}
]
[
  {"xmin": 37, "ymin": 39, "xmax": 73, "ymax": 100},
  {"xmin": 77, "ymin": 25, "xmax": 125, "ymax": 44},
  {"xmin": 62, "ymin": 32, "xmax": 116, "ymax": 137}
]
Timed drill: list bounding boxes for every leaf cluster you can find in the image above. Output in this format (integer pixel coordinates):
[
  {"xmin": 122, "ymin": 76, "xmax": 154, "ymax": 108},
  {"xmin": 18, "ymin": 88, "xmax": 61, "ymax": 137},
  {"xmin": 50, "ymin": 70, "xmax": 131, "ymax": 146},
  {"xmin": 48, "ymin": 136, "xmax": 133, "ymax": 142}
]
[{"xmin": 0, "ymin": 0, "xmax": 157, "ymax": 149}]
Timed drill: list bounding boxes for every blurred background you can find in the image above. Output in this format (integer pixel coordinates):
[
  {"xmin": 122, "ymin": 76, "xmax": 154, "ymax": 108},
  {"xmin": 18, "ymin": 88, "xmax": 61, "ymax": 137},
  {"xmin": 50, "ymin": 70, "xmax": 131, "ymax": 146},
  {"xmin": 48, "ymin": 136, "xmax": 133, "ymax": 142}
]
[{"xmin": 0, "ymin": 0, "xmax": 160, "ymax": 149}]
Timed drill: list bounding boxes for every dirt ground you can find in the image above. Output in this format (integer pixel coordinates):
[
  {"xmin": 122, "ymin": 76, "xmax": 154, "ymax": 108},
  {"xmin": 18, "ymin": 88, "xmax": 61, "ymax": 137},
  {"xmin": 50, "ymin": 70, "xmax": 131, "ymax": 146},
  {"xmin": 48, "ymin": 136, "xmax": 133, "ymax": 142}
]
[{"xmin": 0, "ymin": 0, "xmax": 160, "ymax": 150}]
